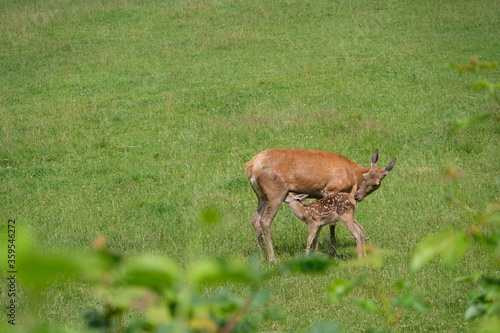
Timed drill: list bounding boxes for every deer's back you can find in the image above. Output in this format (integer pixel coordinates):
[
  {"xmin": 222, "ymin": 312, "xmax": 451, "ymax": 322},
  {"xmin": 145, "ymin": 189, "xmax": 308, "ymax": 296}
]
[{"xmin": 247, "ymin": 149, "xmax": 365, "ymax": 198}]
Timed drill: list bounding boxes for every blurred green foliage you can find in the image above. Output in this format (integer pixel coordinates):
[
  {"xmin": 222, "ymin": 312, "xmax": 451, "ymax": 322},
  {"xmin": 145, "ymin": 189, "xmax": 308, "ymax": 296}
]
[
  {"xmin": 450, "ymin": 58, "xmax": 499, "ymax": 132},
  {"xmin": 412, "ymin": 59, "xmax": 500, "ymax": 332},
  {"xmin": 16, "ymin": 228, "xmax": 336, "ymax": 333}
]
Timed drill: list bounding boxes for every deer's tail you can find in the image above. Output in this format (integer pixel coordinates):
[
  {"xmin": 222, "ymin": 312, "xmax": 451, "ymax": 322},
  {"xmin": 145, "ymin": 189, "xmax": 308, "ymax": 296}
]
[{"xmin": 245, "ymin": 160, "xmax": 254, "ymax": 181}]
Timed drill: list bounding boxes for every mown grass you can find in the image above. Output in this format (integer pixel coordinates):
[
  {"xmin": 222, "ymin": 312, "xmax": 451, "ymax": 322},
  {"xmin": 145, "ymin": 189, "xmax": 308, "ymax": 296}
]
[{"xmin": 1, "ymin": 0, "xmax": 499, "ymax": 331}]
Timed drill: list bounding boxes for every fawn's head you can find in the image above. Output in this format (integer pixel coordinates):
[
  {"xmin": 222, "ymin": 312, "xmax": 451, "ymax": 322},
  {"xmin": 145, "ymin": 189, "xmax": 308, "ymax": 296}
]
[
  {"xmin": 284, "ymin": 192, "xmax": 308, "ymax": 203},
  {"xmin": 354, "ymin": 150, "xmax": 396, "ymax": 202}
]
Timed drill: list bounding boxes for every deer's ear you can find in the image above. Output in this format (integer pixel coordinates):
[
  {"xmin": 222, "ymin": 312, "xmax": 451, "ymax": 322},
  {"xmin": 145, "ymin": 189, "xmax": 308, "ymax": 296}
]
[
  {"xmin": 371, "ymin": 149, "xmax": 379, "ymax": 165},
  {"xmin": 385, "ymin": 158, "xmax": 396, "ymax": 172}
]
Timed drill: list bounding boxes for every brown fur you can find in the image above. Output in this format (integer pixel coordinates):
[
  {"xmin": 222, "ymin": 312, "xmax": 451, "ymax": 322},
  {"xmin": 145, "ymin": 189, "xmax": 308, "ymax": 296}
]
[{"xmin": 246, "ymin": 149, "xmax": 395, "ymax": 262}]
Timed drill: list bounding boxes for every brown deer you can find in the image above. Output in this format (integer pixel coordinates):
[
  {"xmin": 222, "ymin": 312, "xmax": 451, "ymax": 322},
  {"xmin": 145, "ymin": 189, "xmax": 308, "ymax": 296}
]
[
  {"xmin": 246, "ymin": 149, "xmax": 395, "ymax": 262},
  {"xmin": 284, "ymin": 186, "xmax": 365, "ymax": 257}
]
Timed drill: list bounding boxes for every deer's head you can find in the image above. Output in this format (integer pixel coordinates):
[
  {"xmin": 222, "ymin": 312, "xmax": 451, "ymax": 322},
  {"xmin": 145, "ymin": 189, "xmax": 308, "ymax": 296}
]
[{"xmin": 354, "ymin": 150, "xmax": 396, "ymax": 202}]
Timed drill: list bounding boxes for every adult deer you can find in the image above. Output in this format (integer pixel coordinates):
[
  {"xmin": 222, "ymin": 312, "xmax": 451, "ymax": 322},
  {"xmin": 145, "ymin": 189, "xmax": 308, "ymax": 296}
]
[{"xmin": 245, "ymin": 149, "xmax": 396, "ymax": 263}]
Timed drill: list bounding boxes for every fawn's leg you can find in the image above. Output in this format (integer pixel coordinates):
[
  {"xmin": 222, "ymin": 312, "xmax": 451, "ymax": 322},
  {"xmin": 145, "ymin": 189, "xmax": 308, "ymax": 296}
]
[
  {"xmin": 306, "ymin": 224, "xmax": 320, "ymax": 254},
  {"xmin": 341, "ymin": 217, "xmax": 366, "ymax": 257},
  {"xmin": 312, "ymin": 226, "xmax": 323, "ymax": 252}
]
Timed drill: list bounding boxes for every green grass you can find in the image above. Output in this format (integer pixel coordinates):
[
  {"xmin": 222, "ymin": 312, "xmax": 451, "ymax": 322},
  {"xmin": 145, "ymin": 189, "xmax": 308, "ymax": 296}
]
[{"xmin": 1, "ymin": 0, "xmax": 499, "ymax": 331}]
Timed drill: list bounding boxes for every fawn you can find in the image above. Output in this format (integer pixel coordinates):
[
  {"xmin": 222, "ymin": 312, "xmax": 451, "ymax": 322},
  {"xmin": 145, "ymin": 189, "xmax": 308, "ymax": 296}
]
[{"xmin": 284, "ymin": 186, "xmax": 366, "ymax": 258}]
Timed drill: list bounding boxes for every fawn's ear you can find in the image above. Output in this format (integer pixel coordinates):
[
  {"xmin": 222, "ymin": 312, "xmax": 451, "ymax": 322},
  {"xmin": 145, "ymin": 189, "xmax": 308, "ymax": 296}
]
[
  {"xmin": 349, "ymin": 184, "xmax": 357, "ymax": 197},
  {"xmin": 297, "ymin": 194, "xmax": 309, "ymax": 202}
]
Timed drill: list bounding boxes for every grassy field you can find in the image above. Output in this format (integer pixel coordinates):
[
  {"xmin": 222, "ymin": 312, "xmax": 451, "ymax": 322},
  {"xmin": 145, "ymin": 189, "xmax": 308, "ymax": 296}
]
[{"xmin": 1, "ymin": 0, "xmax": 499, "ymax": 331}]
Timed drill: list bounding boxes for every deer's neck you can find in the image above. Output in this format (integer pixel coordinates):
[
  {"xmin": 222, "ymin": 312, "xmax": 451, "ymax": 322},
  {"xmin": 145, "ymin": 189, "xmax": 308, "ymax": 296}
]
[{"xmin": 353, "ymin": 165, "xmax": 370, "ymax": 188}]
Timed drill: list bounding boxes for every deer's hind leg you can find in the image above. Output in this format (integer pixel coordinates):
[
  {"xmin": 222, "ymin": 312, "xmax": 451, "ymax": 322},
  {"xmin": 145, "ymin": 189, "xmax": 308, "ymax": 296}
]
[
  {"xmin": 329, "ymin": 224, "xmax": 339, "ymax": 258},
  {"xmin": 251, "ymin": 198, "xmax": 267, "ymax": 260},
  {"xmin": 259, "ymin": 198, "xmax": 284, "ymax": 263},
  {"xmin": 250, "ymin": 171, "xmax": 289, "ymax": 263}
]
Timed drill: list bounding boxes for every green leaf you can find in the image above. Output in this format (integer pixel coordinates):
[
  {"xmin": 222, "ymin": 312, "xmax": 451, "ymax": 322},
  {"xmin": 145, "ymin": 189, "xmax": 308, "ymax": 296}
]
[
  {"xmin": 189, "ymin": 258, "xmax": 262, "ymax": 286},
  {"xmin": 120, "ymin": 255, "xmax": 179, "ymax": 291},
  {"xmin": 450, "ymin": 58, "xmax": 497, "ymax": 72},
  {"xmin": 394, "ymin": 279, "xmax": 412, "ymax": 291},
  {"xmin": 450, "ymin": 113, "xmax": 491, "ymax": 132},
  {"xmin": 18, "ymin": 253, "xmax": 80, "ymax": 289},
  {"xmin": 441, "ymin": 232, "xmax": 469, "ymax": 268},
  {"xmin": 26, "ymin": 323, "xmax": 77, "ymax": 333},
  {"xmin": 200, "ymin": 207, "xmax": 222, "ymax": 225},
  {"xmin": 102, "ymin": 286, "xmax": 157, "ymax": 311},
  {"xmin": 411, "ymin": 234, "xmax": 443, "ymax": 271},
  {"xmin": 450, "ymin": 62, "xmax": 476, "ymax": 72},
  {"xmin": 145, "ymin": 305, "xmax": 172, "ymax": 326},
  {"xmin": 327, "ymin": 278, "xmax": 360, "ymax": 302},
  {"xmin": 280, "ymin": 253, "xmax": 334, "ymax": 275},
  {"xmin": 477, "ymin": 317, "xmax": 500, "ymax": 333},
  {"xmin": 486, "ymin": 301, "xmax": 500, "ymax": 317},
  {"xmin": 309, "ymin": 320, "xmax": 342, "ymax": 333},
  {"xmin": 411, "ymin": 229, "xmax": 469, "ymax": 272},
  {"xmin": 465, "ymin": 303, "xmax": 487, "ymax": 320},
  {"xmin": 357, "ymin": 299, "xmax": 383, "ymax": 315},
  {"xmin": 472, "ymin": 79, "xmax": 500, "ymax": 97},
  {"xmin": 16, "ymin": 228, "xmax": 81, "ymax": 289},
  {"xmin": 249, "ymin": 288, "xmax": 272, "ymax": 311},
  {"xmin": 201, "ymin": 291, "xmax": 243, "ymax": 316},
  {"xmin": 392, "ymin": 293, "xmax": 428, "ymax": 312},
  {"xmin": 456, "ymin": 271, "xmax": 483, "ymax": 284},
  {"xmin": 472, "ymin": 79, "xmax": 492, "ymax": 92},
  {"xmin": 82, "ymin": 249, "xmax": 123, "ymax": 282}
]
